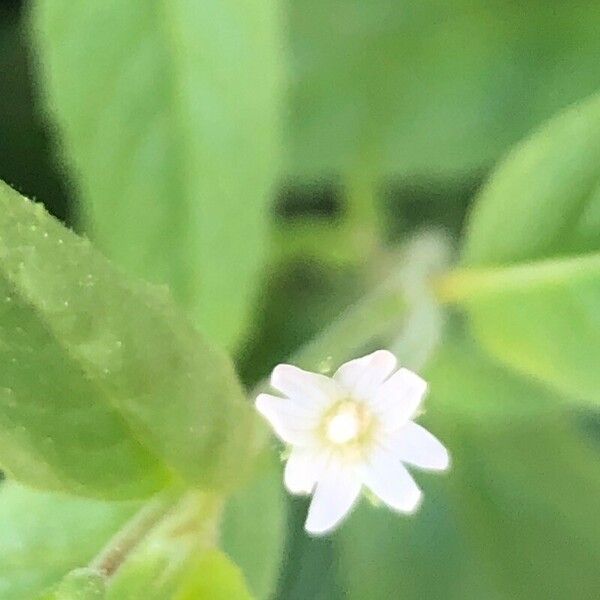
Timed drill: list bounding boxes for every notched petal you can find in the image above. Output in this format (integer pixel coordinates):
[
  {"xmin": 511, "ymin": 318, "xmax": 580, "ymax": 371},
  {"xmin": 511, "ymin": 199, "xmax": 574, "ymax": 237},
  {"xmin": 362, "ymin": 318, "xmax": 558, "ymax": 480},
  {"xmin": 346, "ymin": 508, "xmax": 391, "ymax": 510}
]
[
  {"xmin": 334, "ymin": 350, "xmax": 397, "ymax": 398},
  {"xmin": 284, "ymin": 447, "xmax": 325, "ymax": 495},
  {"xmin": 255, "ymin": 393, "xmax": 316, "ymax": 446},
  {"xmin": 370, "ymin": 368, "xmax": 428, "ymax": 429},
  {"xmin": 388, "ymin": 422, "xmax": 450, "ymax": 471},
  {"xmin": 362, "ymin": 447, "xmax": 422, "ymax": 514},
  {"xmin": 270, "ymin": 364, "xmax": 339, "ymax": 406},
  {"xmin": 304, "ymin": 463, "xmax": 362, "ymax": 535}
]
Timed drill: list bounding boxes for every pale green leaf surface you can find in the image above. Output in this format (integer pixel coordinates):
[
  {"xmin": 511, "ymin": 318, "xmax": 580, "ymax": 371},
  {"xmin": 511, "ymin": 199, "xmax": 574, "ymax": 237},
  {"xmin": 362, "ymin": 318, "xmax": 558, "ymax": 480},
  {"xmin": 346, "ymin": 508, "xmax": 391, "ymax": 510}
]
[
  {"xmin": 460, "ymin": 93, "xmax": 600, "ymax": 404},
  {"xmin": 103, "ymin": 549, "xmax": 182, "ymax": 600},
  {"xmin": 104, "ymin": 544, "xmax": 184, "ymax": 600},
  {"xmin": 288, "ymin": 1, "xmax": 600, "ymax": 179},
  {"xmin": 0, "ymin": 182, "xmax": 255, "ymax": 496},
  {"xmin": 175, "ymin": 550, "xmax": 254, "ymax": 600},
  {"xmin": 31, "ymin": 0, "xmax": 282, "ymax": 349},
  {"xmin": 429, "ymin": 336, "xmax": 600, "ymax": 599},
  {"xmin": 0, "ymin": 482, "xmax": 136, "ymax": 600},
  {"xmin": 37, "ymin": 569, "xmax": 105, "ymax": 600},
  {"xmin": 338, "ymin": 334, "xmax": 600, "ymax": 599}
]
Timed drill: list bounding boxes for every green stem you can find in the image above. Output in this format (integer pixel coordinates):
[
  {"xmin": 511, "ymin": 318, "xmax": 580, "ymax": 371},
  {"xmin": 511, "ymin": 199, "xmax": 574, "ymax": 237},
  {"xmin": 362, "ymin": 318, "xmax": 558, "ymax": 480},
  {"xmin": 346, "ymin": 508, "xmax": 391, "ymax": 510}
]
[
  {"xmin": 434, "ymin": 252, "xmax": 600, "ymax": 304},
  {"xmin": 90, "ymin": 491, "xmax": 178, "ymax": 577}
]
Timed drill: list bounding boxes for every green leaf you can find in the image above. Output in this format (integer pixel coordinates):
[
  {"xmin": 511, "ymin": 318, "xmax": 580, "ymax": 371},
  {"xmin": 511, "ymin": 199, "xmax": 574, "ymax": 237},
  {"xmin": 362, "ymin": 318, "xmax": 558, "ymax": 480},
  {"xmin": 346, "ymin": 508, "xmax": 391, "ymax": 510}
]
[
  {"xmin": 0, "ymin": 482, "xmax": 136, "ymax": 600},
  {"xmin": 30, "ymin": 0, "xmax": 282, "ymax": 349},
  {"xmin": 338, "ymin": 334, "xmax": 600, "ymax": 599},
  {"xmin": 221, "ymin": 450, "xmax": 286, "ymax": 600},
  {"xmin": 455, "ymin": 93, "xmax": 600, "ymax": 405},
  {"xmin": 0, "ymin": 182, "xmax": 256, "ymax": 496},
  {"xmin": 287, "ymin": 1, "xmax": 600, "ymax": 179}
]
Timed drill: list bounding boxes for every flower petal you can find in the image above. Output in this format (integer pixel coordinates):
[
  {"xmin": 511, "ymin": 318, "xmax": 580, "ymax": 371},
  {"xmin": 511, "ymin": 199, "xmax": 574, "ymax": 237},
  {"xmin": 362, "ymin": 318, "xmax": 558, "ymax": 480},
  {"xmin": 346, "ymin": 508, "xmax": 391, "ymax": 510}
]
[
  {"xmin": 334, "ymin": 350, "xmax": 397, "ymax": 398},
  {"xmin": 387, "ymin": 422, "xmax": 450, "ymax": 471},
  {"xmin": 284, "ymin": 446, "xmax": 326, "ymax": 495},
  {"xmin": 271, "ymin": 364, "xmax": 339, "ymax": 407},
  {"xmin": 362, "ymin": 447, "xmax": 422, "ymax": 513},
  {"xmin": 255, "ymin": 393, "xmax": 317, "ymax": 445},
  {"xmin": 369, "ymin": 368, "xmax": 427, "ymax": 431},
  {"xmin": 304, "ymin": 461, "xmax": 362, "ymax": 535}
]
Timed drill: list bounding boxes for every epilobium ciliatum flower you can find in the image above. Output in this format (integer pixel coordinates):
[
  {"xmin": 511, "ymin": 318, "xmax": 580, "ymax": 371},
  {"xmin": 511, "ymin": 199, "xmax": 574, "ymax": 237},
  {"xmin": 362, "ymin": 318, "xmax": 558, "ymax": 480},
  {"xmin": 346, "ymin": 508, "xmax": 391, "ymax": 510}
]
[{"xmin": 256, "ymin": 350, "xmax": 449, "ymax": 535}]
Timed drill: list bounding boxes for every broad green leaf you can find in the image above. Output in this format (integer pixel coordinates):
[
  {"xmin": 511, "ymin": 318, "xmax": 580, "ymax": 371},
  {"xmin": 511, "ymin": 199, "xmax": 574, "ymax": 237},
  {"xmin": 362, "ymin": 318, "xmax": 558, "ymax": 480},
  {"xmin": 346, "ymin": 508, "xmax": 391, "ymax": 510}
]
[
  {"xmin": 287, "ymin": 1, "xmax": 600, "ymax": 179},
  {"xmin": 30, "ymin": 0, "xmax": 282, "ymax": 349},
  {"xmin": 0, "ymin": 182, "xmax": 256, "ymax": 496},
  {"xmin": 0, "ymin": 482, "xmax": 136, "ymax": 600},
  {"xmin": 221, "ymin": 450, "xmax": 285, "ymax": 600},
  {"xmin": 338, "ymin": 334, "xmax": 600, "ymax": 599},
  {"xmin": 458, "ymin": 93, "xmax": 600, "ymax": 404}
]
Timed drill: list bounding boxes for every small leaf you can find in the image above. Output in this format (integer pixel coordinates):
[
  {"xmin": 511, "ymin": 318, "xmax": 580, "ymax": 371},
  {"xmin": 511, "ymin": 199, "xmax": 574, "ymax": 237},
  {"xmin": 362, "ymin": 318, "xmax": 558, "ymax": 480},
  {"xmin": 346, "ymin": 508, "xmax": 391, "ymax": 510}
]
[
  {"xmin": 457, "ymin": 93, "xmax": 600, "ymax": 404},
  {"xmin": 30, "ymin": 0, "xmax": 282, "ymax": 349},
  {"xmin": 0, "ymin": 182, "xmax": 257, "ymax": 496},
  {"xmin": 0, "ymin": 482, "xmax": 136, "ymax": 600}
]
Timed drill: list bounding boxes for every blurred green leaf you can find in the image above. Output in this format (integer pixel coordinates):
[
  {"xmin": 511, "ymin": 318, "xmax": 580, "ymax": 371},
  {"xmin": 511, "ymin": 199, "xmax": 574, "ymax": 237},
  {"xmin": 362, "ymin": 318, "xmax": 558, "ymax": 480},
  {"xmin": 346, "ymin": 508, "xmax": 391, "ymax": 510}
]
[
  {"xmin": 458, "ymin": 93, "xmax": 600, "ymax": 405},
  {"xmin": 31, "ymin": 0, "xmax": 282, "ymax": 349},
  {"xmin": 275, "ymin": 498, "xmax": 344, "ymax": 600},
  {"xmin": 0, "ymin": 482, "xmax": 136, "ymax": 600},
  {"xmin": 338, "ymin": 333, "xmax": 600, "ymax": 599},
  {"xmin": 338, "ymin": 483, "xmax": 491, "ymax": 600},
  {"xmin": 430, "ymin": 335, "xmax": 600, "ymax": 599},
  {"xmin": 37, "ymin": 569, "xmax": 105, "ymax": 600},
  {"xmin": 0, "ymin": 182, "xmax": 255, "ymax": 496},
  {"xmin": 288, "ymin": 1, "xmax": 600, "ymax": 179},
  {"xmin": 221, "ymin": 451, "xmax": 286, "ymax": 600},
  {"xmin": 175, "ymin": 550, "xmax": 254, "ymax": 600}
]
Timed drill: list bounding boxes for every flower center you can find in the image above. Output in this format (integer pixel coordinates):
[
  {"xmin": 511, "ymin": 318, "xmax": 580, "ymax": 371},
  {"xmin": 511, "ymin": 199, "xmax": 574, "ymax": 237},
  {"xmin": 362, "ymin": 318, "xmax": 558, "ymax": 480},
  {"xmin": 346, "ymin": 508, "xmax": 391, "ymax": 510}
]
[
  {"xmin": 326, "ymin": 411, "xmax": 360, "ymax": 444},
  {"xmin": 322, "ymin": 400, "xmax": 374, "ymax": 447}
]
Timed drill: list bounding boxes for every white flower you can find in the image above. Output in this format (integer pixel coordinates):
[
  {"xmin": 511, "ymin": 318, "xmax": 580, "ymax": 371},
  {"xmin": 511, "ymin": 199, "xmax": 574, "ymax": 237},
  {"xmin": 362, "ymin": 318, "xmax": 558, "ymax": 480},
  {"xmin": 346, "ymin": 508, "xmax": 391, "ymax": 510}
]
[{"xmin": 256, "ymin": 350, "xmax": 449, "ymax": 535}]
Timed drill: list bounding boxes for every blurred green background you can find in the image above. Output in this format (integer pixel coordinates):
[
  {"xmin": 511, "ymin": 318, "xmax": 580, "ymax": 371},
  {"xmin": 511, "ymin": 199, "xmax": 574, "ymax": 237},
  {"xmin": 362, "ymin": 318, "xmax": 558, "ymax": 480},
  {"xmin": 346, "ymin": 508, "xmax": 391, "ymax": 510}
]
[{"xmin": 0, "ymin": 0, "xmax": 599, "ymax": 598}]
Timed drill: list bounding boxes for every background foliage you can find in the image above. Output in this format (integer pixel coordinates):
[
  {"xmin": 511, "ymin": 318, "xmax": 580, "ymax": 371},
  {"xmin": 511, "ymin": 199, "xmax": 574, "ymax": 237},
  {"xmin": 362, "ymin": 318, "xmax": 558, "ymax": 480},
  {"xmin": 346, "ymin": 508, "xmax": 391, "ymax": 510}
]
[{"xmin": 0, "ymin": 0, "xmax": 598, "ymax": 598}]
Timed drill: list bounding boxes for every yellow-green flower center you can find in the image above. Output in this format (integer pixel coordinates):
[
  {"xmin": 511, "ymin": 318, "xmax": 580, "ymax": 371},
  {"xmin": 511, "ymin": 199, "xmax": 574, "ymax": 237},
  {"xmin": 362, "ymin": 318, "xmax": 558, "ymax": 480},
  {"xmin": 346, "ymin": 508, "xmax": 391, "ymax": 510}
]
[{"xmin": 321, "ymin": 400, "xmax": 375, "ymax": 449}]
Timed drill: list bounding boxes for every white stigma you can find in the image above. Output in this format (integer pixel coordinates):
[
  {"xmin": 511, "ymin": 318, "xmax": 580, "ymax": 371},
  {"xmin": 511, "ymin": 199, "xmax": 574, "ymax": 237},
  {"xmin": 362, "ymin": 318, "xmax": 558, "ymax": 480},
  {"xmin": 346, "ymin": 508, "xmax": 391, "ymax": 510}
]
[{"xmin": 326, "ymin": 409, "xmax": 360, "ymax": 444}]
